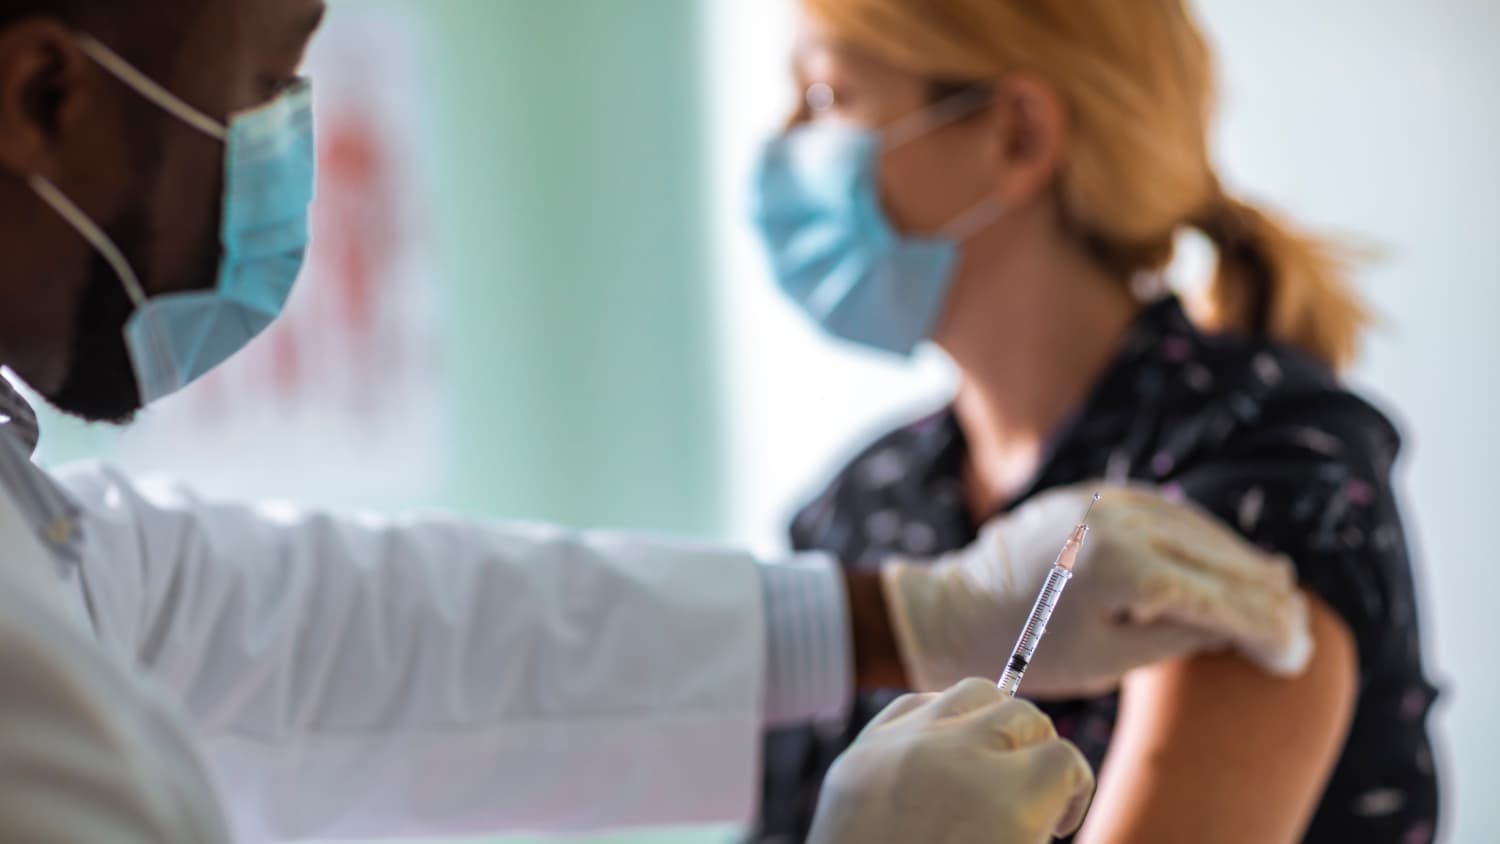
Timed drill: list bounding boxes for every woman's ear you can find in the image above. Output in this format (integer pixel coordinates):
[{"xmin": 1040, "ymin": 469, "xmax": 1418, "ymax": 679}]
[{"xmin": 987, "ymin": 73, "xmax": 1068, "ymax": 210}]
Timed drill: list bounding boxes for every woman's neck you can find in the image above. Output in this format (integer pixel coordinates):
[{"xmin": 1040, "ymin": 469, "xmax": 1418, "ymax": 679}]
[{"xmin": 937, "ymin": 233, "xmax": 1140, "ymax": 515}]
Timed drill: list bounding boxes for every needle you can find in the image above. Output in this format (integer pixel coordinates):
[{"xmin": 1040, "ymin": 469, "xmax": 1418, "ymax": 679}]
[{"xmin": 1081, "ymin": 492, "xmax": 1101, "ymax": 524}]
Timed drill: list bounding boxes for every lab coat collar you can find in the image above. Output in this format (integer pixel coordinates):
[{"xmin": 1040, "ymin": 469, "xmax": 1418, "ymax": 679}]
[
  {"xmin": 0, "ymin": 379, "xmax": 82, "ymax": 564},
  {"xmin": 0, "ymin": 373, "xmax": 40, "ymax": 456}
]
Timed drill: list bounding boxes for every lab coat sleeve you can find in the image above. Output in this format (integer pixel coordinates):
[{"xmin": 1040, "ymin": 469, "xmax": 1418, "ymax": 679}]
[{"xmin": 57, "ymin": 463, "xmax": 767, "ymax": 842}]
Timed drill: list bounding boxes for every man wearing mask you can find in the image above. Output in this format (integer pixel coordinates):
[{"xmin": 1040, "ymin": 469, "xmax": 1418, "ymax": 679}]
[{"xmin": 0, "ymin": 0, "xmax": 1312, "ymax": 841}]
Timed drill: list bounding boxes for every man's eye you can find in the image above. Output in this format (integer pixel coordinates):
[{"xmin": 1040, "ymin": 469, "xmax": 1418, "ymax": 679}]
[{"xmin": 261, "ymin": 75, "xmax": 306, "ymax": 97}]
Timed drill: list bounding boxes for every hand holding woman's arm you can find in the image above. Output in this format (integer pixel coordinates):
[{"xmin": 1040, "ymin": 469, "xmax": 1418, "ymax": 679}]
[{"xmin": 879, "ymin": 484, "xmax": 1312, "ymax": 695}]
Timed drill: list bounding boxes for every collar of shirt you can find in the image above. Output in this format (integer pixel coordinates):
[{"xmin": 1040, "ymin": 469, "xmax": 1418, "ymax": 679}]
[
  {"xmin": 913, "ymin": 295, "xmax": 1194, "ymax": 520},
  {"xmin": 0, "ymin": 376, "xmax": 83, "ymax": 563},
  {"xmin": 0, "ymin": 375, "xmax": 41, "ymax": 456}
]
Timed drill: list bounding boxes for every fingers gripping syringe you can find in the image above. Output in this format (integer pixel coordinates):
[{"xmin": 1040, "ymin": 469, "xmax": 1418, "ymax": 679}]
[{"xmin": 997, "ymin": 494, "xmax": 1100, "ymax": 697}]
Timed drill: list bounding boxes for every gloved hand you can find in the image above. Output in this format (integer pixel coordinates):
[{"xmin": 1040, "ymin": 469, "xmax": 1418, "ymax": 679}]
[
  {"xmin": 808, "ymin": 678, "xmax": 1095, "ymax": 844},
  {"xmin": 882, "ymin": 483, "xmax": 1312, "ymax": 698}
]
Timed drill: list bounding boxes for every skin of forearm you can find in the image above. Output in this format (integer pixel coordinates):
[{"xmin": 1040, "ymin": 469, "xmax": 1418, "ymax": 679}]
[{"xmin": 843, "ymin": 569, "xmax": 911, "ymax": 691}]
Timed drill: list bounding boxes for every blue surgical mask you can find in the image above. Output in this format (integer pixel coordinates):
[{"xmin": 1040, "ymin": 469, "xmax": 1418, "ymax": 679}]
[
  {"xmin": 30, "ymin": 35, "xmax": 315, "ymax": 405},
  {"xmin": 751, "ymin": 91, "xmax": 1000, "ymax": 357}
]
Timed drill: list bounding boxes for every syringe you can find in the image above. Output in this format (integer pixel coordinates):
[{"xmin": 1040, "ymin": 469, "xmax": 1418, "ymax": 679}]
[{"xmin": 997, "ymin": 494, "xmax": 1100, "ymax": 697}]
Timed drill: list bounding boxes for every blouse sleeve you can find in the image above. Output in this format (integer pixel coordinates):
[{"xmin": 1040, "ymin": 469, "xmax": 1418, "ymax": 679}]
[{"xmin": 1164, "ymin": 389, "xmax": 1417, "ymax": 679}]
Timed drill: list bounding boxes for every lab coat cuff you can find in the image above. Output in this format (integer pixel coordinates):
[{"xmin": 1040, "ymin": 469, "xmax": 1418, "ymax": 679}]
[{"xmin": 759, "ymin": 552, "xmax": 854, "ymax": 728}]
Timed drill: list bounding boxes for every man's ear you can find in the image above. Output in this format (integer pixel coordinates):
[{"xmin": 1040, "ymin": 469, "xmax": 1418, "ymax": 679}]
[{"xmin": 0, "ymin": 19, "xmax": 96, "ymax": 178}]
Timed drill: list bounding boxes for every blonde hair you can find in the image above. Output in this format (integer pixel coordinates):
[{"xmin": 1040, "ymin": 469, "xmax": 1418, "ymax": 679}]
[{"xmin": 804, "ymin": 0, "xmax": 1369, "ymax": 370}]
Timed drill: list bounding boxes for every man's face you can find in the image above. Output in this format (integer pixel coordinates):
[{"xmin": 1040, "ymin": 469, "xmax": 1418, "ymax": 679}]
[{"xmin": 0, "ymin": 0, "xmax": 325, "ymax": 421}]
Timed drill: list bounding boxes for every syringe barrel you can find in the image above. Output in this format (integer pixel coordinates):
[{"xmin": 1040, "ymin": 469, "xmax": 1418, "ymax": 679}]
[{"xmin": 997, "ymin": 565, "xmax": 1074, "ymax": 696}]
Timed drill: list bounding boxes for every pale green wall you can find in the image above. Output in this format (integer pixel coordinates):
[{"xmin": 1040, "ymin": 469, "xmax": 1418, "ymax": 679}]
[
  {"xmin": 370, "ymin": 5, "xmax": 734, "ymax": 839},
  {"xmin": 406, "ymin": 0, "xmax": 727, "ymax": 535}
]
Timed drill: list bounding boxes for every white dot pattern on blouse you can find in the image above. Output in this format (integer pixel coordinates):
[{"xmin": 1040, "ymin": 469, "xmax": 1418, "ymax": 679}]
[{"xmin": 756, "ymin": 297, "xmax": 1438, "ymax": 844}]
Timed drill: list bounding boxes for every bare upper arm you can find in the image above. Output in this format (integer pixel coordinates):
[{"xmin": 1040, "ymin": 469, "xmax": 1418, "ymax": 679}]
[{"xmin": 1076, "ymin": 591, "xmax": 1358, "ymax": 844}]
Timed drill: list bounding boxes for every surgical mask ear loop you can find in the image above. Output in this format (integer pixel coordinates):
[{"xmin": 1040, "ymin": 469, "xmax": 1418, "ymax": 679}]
[
  {"xmin": 28, "ymin": 174, "xmax": 148, "ymax": 308},
  {"xmin": 39, "ymin": 34, "xmax": 229, "ymax": 308},
  {"xmin": 878, "ymin": 86, "xmax": 1009, "ymax": 243},
  {"xmin": 28, "ymin": 173, "xmax": 181, "ymax": 393},
  {"xmin": 880, "ymin": 85, "xmax": 995, "ymax": 151},
  {"xmin": 941, "ymin": 195, "xmax": 1006, "ymax": 242},
  {"xmin": 75, "ymin": 35, "xmax": 228, "ymax": 142}
]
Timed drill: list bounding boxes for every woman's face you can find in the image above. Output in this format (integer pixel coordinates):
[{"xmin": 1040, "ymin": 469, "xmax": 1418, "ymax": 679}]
[
  {"xmin": 788, "ymin": 26, "xmax": 1002, "ymax": 243},
  {"xmin": 785, "ymin": 16, "xmax": 1077, "ymax": 354}
]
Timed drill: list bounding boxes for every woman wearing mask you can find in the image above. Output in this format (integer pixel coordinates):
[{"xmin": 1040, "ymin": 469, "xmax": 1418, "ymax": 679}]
[{"xmin": 751, "ymin": 1, "xmax": 1439, "ymax": 842}]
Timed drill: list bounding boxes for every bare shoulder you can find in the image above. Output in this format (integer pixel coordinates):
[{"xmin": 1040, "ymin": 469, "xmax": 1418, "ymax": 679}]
[{"xmin": 1077, "ymin": 591, "xmax": 1357, "ymax": 844}]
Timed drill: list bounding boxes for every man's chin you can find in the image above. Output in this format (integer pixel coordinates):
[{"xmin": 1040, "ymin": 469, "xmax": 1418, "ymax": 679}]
[
  {"xmin": 54, "ymin": 254, "xmax": 148, "ymax": 425},
  {"xmin": 44, "ymin": 373, "xmax": 142, "ymax": 426}
]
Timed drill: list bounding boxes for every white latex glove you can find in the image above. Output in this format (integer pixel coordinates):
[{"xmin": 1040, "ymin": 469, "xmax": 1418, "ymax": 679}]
[
  {"xmin": 808, "ymin": 678, "xmax": 1095, "ymax": 844},
  {"xmin": 882, "ymin": 483, "xmax": 1312, "ymax": 698}
]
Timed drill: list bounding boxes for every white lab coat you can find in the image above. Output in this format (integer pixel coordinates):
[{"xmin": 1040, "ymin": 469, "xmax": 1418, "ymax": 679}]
[
  {"xmin": 0, "ymin": 473, "xmax": 232, "ymax": 843},
  {"xmin": 7, "ymin": 462, "xmax": 768, "ymax": 842}
]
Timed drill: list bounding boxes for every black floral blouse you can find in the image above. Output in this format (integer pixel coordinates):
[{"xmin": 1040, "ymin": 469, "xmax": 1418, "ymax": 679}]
[{"xmin": 754, "ymin": 296, "xmax": 1440, "ymax": 844}]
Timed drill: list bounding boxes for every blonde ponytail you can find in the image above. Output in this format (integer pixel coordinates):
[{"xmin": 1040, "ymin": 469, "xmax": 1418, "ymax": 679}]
[{"xmin": 1192, "ymin": 193, "xmax": 1370, "ymax": 371}]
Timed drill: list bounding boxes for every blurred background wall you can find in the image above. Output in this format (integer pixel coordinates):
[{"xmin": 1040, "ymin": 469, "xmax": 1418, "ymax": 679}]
[{"xmin": 27, "ymin": 0, "xmax": 1498, "ymax": 841}]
